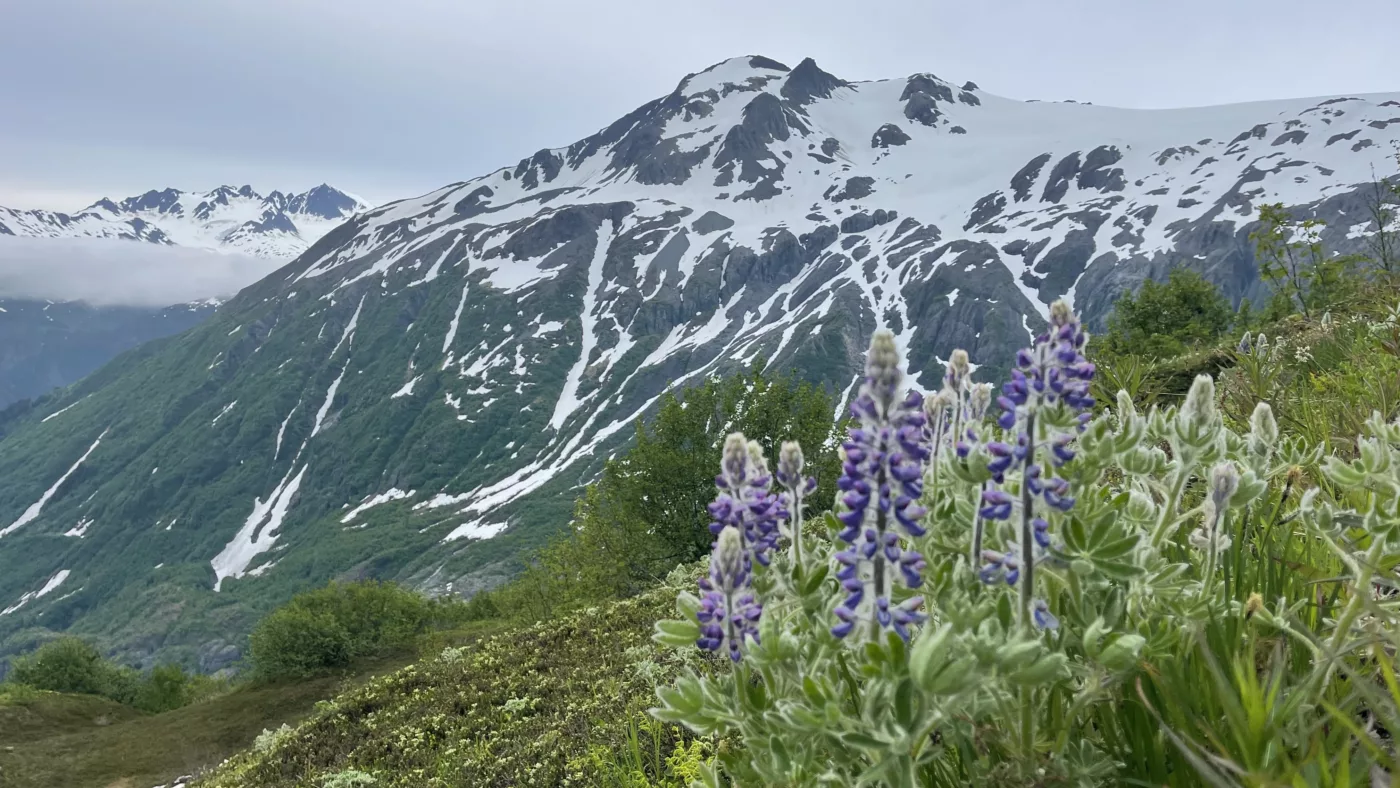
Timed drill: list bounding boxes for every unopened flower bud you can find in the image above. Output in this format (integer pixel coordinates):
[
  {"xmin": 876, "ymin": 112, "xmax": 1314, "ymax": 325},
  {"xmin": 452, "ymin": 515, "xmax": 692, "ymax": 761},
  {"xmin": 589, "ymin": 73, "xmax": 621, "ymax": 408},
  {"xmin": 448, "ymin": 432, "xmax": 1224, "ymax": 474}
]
[
  {"xmin": 721, "ymin": 433, "xmax": 749, "ymax": 483},
  {"xmin": 714, "ymin": 525, "xmax": 745, "ymax": 584},
  {"xmin": 1180, "ymin": 375, "xmax": 1219, "ymax": 432},
  {"xmin": 777, "ymin": 441, "xmax": 804, "ymax": 485},
  {"xmin": 946, "ymin": 348, "xmax": 971, "ymax": 392},
  {"xmin": 1250, "ymin": 402, "xmax": 1279, "ymax": 448},
  {"xmin": 1126, "ymin": 489, "xmax": 1156, "ymax": 521},
  {"xmin": 865, "ymin": 331, "xmax": 903, "ymax": 409},
  {"xmin": 968, "ymin": 383, "xmax": 993, "ymax": 421},
  {"xmin": 747, "ymin": 439, "xmax": 769, "ymax": 477},
  {"xmin": 1096, "ymin": 633, "xmax": 1146, "ymax": 671},
  {"xmin": 925, "ymin": 388, "xmax": 954, "ymax": 421},
  {"xmin": 1209, "ymin": 462, "xmax": 1239, "ymax": 512}
]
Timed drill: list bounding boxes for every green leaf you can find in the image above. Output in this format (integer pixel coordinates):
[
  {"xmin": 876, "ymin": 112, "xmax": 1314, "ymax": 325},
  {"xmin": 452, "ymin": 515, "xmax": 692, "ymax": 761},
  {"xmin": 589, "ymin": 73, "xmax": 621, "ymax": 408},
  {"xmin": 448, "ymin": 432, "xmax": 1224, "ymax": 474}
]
[
  {"xmin": 909, "ymin": 623, "xmax": 952, "ymax": 691},
  {"xmin": 841, "ymin": 731, "xmax": 886, "ymax": 751},
  {"xmin": 894, "ymin": 677, "xmax": 916, "ymax": 730}
]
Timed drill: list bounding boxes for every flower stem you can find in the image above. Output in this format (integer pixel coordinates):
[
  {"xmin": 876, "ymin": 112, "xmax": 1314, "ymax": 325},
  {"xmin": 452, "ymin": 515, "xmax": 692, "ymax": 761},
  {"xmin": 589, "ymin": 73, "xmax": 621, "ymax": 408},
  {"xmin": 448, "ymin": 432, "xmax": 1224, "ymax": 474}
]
[
  {"xmin": 872, "ymin": 463, "xmax": 888, "ymax": 642},
  {"xmin": 971, "ymin": 481, "xmax": 986, "ymax": 570},
  {"xmin": 1150, "ymin": 468, "xmax": 1189, "ymax": 548},
  {"xmin": 1018, "ymin": 406, "xmax": 1039, "ymax": 765},
  {"xmin": 1019, "ymin": 411, "xmax": 1037, "ymax": 634}
]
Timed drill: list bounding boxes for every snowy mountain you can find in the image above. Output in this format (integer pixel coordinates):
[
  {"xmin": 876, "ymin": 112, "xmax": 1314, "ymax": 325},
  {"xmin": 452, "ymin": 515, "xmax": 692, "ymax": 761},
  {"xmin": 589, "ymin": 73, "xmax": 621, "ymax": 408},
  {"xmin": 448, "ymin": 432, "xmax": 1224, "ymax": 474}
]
[
  {"xmin": 0, "ymin": 184, "xmax": 371, "ymax": 259},
  {"xmin": 1, "ymin": 55, "xmax": 1398, "ymax": 669}
]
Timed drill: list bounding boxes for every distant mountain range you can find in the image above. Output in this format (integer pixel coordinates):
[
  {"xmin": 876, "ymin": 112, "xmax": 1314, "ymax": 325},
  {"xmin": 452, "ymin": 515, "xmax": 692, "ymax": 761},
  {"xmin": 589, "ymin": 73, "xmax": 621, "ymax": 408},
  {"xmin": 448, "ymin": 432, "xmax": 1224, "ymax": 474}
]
[
  {"xmin": 0, "ymin": 184, "xmax": 371, "ymax": 259},
  {"xmin": 0, "ymin": 55, "xmax": 1397, "ymax": 671},
  {"xmin": 0, "ymin": 184, "xmax": 371, "ymax": 409}
]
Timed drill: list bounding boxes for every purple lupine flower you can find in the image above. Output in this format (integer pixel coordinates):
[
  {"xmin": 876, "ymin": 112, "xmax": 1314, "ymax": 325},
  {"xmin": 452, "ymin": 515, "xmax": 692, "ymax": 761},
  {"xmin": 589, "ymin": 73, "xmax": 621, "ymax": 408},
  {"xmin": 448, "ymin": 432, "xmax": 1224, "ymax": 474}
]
[
  {"xmin": 1032, "ymin": 599, "xmax": 1059, "ymax": 630},
  {"xmin": 697, "ymin": 525, "xmax": 762, "ymax": 661},
  {"xmin": 709, "ymin": 434, "xmax": 782, "ymax": 566},
  {"xmin": 832, "ymin": 331, "xmax": 929, "ymax": 642},
  {"xmin": 981, "ymin": 300, "xmax": 1096, "ymax": 632},
  {"xmin": 979, "ymin": 548, "xmax": 1020, "ymax": 585}
]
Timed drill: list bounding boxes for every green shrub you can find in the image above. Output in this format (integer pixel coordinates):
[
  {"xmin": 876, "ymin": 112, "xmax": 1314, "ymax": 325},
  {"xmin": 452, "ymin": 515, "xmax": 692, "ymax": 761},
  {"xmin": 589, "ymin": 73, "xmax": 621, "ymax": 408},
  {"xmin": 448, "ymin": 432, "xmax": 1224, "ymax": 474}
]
[
  {"xmin": 249, "ymin": 581, "xmax": 436, "ymax": 680},
  {"xmin": 249, "ymin": 605, "xmax": 352, "ymax": 679},
  {"xmin": 133, "ymin": 663, "xmax": 192, "ymax": 713},
  {"xmin": 10, "ymin": 637, "xmax": 118, "ymax": 697},
  {"xmin": 1097, "ymin": 268, "xmax": 1236, "ymax": 359},
  {"xmin": 6, "ymin": 637, "xmax": 211, "ymax": 712}
]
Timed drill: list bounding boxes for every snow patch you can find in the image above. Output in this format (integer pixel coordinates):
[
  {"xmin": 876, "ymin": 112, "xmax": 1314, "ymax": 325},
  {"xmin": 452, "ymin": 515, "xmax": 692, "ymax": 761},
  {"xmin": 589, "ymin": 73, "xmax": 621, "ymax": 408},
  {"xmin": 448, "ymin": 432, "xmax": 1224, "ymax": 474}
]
[
  {"xmin": 2, "ymin": 570, "xmax": 71, "ymax": 616},
  {"xmin": 40, "ymin": 397, "xmax": 87, "ymax": 423},
  {"xmin": 1, "ymin": 428, "xmax": 109, "ymax": 537},
  {"xmin": 211, "ymin": 464, "xmax": 308, "ymax": 591},
  {"xmin": 442, "ymin": 519, "xmax": 509, "ymax": 542},
  {"xmin": 64, "ymin": 518, "xmax": 94, "ymax": 538},
  {"xmin": 311, "ymin": 366, "xmax": 347, "ymax": 438},
  {"xmin": 391, "ymin": 375, "xmax": 421, "ymax": 399},
  {"xmin": 341, "ymin": 488, "xmax": 415, "ymax": 523},
  {"xmin": 211, "ymin": 400, "xmax": 238, "ymax": 426},
  {"xmin": 550, "ymin": 220, "xmax": 618, "ymax": 430}
]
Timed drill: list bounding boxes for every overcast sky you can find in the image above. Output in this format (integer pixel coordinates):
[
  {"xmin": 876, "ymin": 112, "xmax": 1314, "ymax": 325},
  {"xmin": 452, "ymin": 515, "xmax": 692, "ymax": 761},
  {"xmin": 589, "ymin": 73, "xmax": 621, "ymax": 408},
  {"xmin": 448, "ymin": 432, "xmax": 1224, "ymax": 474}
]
[{"xmin": 2, "ymin": 0, "xmax": 1398, "ymax": 213}]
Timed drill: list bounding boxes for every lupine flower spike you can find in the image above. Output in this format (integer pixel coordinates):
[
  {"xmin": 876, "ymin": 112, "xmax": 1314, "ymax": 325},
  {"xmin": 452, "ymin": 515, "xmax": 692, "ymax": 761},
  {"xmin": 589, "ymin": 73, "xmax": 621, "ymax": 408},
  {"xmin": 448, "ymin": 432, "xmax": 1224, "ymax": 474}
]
[
  {"xmin": 697, "ymin": 525, "xmax": 762, "ymax": 662},
  {"xmin": 708, "ymin": 434, "xmax": 782, "ymax": 566},
  {"xmin": 983, "ymin": 300, "xmax": 1095, "ymax": 631},
  {"xmin": 1190, "ymin": 462, "xmax": 1238, "ymax": 581},
  {"xmin": 833, "ymin": 331, "xmax": 929, "ymax": 642}
]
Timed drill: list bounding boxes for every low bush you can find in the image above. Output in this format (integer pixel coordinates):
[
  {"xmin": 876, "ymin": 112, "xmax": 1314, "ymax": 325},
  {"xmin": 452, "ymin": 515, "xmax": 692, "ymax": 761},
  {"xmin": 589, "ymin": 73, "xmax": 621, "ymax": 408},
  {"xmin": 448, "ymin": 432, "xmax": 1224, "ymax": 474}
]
[
  {"xmin": 248, "ymin": 581, "xmax": 439, "ymax": 680},
  {"xmin": 6, "ymin": 636, "xmax": 208, "ymax": 713}
]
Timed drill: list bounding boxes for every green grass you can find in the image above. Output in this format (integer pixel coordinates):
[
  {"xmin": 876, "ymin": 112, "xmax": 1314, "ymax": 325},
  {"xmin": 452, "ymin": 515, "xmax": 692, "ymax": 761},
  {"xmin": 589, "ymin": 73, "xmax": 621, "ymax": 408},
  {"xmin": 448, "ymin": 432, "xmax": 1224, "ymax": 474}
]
[{"xmin": 0, "ymin": 634, "xmax": 505, "ymax": 788}]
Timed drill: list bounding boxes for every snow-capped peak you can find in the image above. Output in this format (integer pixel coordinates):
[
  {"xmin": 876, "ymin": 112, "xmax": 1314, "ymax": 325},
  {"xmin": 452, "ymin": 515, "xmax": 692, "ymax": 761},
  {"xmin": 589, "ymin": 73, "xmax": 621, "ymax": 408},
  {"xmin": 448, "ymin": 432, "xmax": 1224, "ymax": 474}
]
[{"xmin": 1, "ymin": 183, "xmax": 373, "ymax": 260}]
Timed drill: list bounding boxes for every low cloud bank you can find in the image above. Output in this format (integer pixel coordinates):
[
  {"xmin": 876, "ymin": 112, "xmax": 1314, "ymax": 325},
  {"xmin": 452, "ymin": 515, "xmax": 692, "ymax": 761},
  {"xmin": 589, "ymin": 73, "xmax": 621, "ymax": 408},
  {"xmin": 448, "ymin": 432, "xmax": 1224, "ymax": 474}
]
[{"xmin": 0, "ymin": 236, "xmax": 283, "ymax": 307}]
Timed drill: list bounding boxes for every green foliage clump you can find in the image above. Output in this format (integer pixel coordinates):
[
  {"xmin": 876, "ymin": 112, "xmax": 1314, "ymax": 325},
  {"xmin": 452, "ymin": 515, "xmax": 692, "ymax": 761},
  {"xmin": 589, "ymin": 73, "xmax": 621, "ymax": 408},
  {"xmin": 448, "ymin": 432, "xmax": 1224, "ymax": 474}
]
[
  {"xmin": 1097, "ymin": 268, "xmax": 1236, "ymax": 359},
  {"xmin": 6, "ymin": 636, "xmax": 208, "ymax": 714},
  {"xmin": 1251, "ymin": 202, "xmax": 1360, "ymax": 318},
  {"xmin": 9, "ymin": 637, "xmax": 118, "ymax": 698},
  {"xmin": 249, "ymin": 581, "xmax": 441, "ymax": 680},
  {"xmin": 483, "ymin": 361, "xmax": 841, "ymax": 621}
]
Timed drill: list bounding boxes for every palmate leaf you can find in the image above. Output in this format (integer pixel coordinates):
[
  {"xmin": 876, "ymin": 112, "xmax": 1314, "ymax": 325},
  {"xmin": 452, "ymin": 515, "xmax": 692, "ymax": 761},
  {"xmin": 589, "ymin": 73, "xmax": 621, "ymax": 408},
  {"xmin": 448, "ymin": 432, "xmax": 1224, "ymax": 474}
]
[{"xmin": 1056, "ymin": 506, "xmax": 1145, "ymax": 580}]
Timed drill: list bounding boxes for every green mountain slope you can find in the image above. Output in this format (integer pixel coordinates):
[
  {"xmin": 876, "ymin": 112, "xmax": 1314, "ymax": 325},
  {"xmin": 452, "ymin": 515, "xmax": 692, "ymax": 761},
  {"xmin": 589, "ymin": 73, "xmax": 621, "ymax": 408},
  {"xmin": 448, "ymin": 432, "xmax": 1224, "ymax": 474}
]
[{"xmin": 2, "ymin": 55, "xmax": 1397, "ymax": 668}]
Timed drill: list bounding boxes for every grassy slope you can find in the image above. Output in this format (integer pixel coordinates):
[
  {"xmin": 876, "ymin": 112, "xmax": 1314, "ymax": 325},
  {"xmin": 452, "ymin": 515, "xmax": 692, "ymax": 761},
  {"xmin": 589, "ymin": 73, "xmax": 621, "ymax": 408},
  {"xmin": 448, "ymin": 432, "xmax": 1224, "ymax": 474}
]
[
  {"xmin": 0, "ymin": 653, "xmax": 446, "ymax": 788},
  {"xmin": 196, "ymin": 583, "xmax": 703, "ymax": 788}
]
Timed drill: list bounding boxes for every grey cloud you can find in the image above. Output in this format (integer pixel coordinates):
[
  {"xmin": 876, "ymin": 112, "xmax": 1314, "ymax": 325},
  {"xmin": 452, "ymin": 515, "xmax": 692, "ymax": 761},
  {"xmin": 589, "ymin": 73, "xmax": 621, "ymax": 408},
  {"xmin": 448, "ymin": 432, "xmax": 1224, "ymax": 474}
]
[
  {"xmin": 1, "ymin": 0, "xmax": 1398, "ymax": 208},
  {"xmin": 0, "ymin": 237, "xmax": 282, "ymax": 307}
]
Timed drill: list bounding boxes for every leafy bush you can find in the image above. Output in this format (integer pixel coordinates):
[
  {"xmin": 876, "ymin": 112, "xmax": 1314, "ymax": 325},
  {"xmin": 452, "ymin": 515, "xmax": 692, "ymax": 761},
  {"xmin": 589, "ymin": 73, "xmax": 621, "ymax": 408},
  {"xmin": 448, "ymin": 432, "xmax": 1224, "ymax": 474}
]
[
  {"xmin": 133, "ymin": 663, "xmax": 193, "ymax": 713},
  {"xmin": 483, "ymin": 361, "xmax": 841, "ymax": 620},
  {"xmin": 9, "ymin": 637, "xmax": 116, "ymax": 697},
  {"xmin": 1097, "ymin": 268, "xmax": 1236, "ymax": 359},
  {"xmin": 248, "ymin": 581, "xmax": 436, "ymax": 680},
  {"xmin": 6, "ymin": 636, "xmax": 205, "ymax": 713}
]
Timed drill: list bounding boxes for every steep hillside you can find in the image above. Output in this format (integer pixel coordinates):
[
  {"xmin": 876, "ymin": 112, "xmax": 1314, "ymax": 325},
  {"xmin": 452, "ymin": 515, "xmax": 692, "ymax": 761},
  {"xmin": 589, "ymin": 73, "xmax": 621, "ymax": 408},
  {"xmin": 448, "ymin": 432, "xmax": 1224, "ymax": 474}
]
[
  {"xmin": 1, "ymin": 55, "xmax": 1397, "ymax": 668},
  {"xmin": 0, "ymin": 299, "xmax": 216, "ymax": 409}
]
